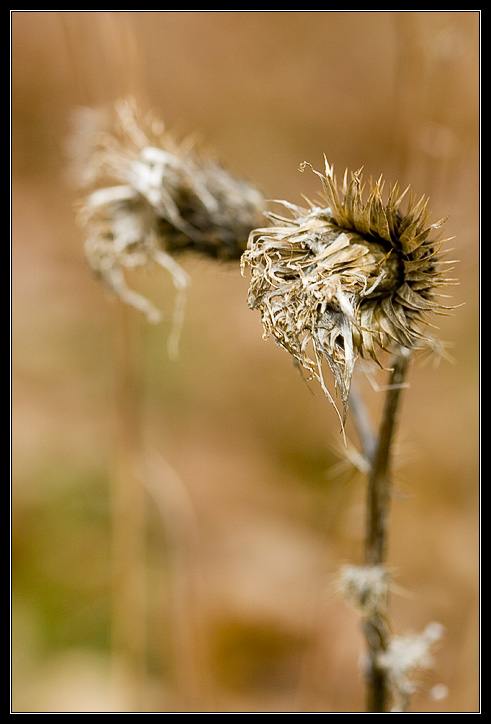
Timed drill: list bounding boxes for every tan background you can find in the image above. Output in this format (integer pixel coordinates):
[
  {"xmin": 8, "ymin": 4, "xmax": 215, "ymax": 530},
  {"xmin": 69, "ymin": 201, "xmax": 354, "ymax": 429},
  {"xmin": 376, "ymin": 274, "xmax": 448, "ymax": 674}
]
[{"xmin": 11, "ymin": 11, "xmax": 479, "ymax": 713}]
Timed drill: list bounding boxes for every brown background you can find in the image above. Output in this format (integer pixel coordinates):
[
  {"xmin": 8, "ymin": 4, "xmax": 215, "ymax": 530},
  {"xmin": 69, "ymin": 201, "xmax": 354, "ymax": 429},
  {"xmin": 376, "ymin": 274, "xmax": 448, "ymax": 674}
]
[{"xmin": 11, "ymin": 11, "xmax": 479, "ymax": 713}]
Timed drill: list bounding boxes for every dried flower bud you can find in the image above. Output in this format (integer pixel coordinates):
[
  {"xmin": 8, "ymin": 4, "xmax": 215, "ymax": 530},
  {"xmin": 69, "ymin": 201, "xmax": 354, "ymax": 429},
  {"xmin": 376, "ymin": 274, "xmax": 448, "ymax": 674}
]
[
  {"xmin": 72, "ymin": 97, "xmax": 266, "ymax": 329},
  {"xmin": 241, "ymin": 158, "xmax": 455, "ymax": 422},
  {"xmin": 339, "ymin": 564, "xmax": 390, "ymax": 616}
]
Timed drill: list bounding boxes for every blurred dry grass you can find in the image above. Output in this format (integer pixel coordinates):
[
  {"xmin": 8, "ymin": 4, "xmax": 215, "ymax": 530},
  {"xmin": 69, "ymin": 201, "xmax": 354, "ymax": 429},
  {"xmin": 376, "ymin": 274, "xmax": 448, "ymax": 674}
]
[{"xmin": 11, "ymin": 11, "xmax": 479, "ymax": 713}]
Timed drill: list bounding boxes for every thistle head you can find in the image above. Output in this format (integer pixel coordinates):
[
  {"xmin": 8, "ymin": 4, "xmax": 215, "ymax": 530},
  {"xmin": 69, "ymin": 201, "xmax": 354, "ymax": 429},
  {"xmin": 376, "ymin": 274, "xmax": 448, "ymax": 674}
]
[
  {"xmin": 72, "ymin": 97, "xmax": 266, "ymax": 327},
  {"xmin": 241, "ymin": 158, "xmax": 455, "ymax": 423}
]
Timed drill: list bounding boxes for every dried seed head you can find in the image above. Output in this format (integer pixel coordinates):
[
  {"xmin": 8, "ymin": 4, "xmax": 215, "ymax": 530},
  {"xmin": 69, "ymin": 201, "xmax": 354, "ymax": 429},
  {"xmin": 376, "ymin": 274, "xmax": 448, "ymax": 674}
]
[
  {"xmin": 377, "ymin": 622, "xmax": 446, "ymax": 712},
  {"xmin": 241, "ymin": 158, "xmax": 456, "ymax": 422},
  {"xmin": 72, "ymin": 97, "xmax": 266, "ymax": 331}
]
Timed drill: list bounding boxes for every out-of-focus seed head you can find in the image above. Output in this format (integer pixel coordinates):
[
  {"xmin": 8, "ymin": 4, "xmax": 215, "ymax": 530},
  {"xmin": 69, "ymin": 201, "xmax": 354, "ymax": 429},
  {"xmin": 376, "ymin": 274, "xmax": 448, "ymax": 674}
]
[
  {"xmin": 72, "ymin": 97, "xmax": 266, "ymax": 329},
  {"xmin": 241, "ymin": 158, "xmax": 456, "ymax": 423},
  {"xmin": 378, "ymin": 622, "xmax": 446, "ymax": 712}
]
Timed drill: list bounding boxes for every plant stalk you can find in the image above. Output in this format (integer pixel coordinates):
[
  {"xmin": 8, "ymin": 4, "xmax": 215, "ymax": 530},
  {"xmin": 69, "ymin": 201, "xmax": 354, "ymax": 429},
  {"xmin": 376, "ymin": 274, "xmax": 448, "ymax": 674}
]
[
  {"xmin": 362, "ymin": 347, "xmax": 411, "ymax": 713},
  {"xmin": 110, "ymin": 303, "xmax": 148, "ymax": 710}
]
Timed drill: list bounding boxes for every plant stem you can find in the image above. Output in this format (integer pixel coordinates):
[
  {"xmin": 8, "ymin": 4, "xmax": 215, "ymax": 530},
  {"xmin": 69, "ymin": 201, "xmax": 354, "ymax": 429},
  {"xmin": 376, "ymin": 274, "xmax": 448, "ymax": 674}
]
[
  {"xmin": 111, "ymin": 303, "xmax": 148, "ymax": 710},
  {"xmin": 362, "ymin": 347, "xmax": 411, "ymax": 713}
]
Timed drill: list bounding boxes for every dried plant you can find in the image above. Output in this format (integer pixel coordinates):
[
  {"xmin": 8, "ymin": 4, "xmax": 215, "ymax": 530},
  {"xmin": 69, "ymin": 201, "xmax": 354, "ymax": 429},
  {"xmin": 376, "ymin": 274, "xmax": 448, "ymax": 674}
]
[
  {"xmin": 241, "ymin": 158, "xmax": 454, "ymax": 424},
  {"xmin": 70, "ymin": 97, "xmax": 267, "ymax": 709},
  {"xmin": 72, "ymin": 96, "xmax": 265, "ymax": 353},
  {"xmin": 241, "ymin": 159, "xmax": 456, "ymax": 712}
]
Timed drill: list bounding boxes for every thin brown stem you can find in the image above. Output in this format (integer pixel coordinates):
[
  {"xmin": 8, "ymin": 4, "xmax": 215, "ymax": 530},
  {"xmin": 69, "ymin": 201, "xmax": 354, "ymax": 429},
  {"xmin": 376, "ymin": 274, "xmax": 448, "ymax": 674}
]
[{"xmin": 363, "ymin": 347, "xmax": 411, "ymax": 713}]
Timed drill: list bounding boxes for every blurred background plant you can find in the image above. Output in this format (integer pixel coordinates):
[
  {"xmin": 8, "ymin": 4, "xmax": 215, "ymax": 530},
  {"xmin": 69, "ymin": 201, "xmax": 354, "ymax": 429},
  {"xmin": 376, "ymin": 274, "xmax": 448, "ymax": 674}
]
[{"xmin": 11, "ymin": 11, "xmax": 479, "ymax": 713}]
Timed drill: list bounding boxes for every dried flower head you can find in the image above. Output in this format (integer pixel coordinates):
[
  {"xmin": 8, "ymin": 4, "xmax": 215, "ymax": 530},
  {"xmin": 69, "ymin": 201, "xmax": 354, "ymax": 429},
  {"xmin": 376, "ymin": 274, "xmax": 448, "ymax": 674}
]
[
  {"xmin": 72, "ymin": 97, "xmax": 266, "ymax": 344},
  {"xmin": 241, "ymin": 159, "xmax": 455, "ymax": 423}
]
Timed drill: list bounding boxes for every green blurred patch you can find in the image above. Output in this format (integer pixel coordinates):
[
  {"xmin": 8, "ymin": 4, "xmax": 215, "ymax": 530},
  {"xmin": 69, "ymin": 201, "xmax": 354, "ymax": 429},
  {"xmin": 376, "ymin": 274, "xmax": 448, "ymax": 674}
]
[{"xmin": 12, "ymin": 465, "xmax": 113, "ymax": 655}]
